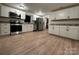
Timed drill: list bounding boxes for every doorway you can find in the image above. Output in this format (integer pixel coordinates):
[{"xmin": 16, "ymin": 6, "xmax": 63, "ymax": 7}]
[{"xmin": 46, "ymin": 18, "xmax": 49, "ymax": 29}]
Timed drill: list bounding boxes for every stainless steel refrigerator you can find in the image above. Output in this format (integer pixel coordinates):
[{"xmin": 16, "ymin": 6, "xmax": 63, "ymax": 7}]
[{"xmin": 34, "ymin": 18, "xmax": 44, "ymax": 31}]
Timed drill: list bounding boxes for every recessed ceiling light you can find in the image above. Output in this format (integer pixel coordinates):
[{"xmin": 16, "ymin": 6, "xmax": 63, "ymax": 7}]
[
  {"xmin": 35, "ymin": 10, "xmax": 45, "ymax": 16},
  {"xmin": 19, "ymin": 3, "xmax": 25, "ymax": 9},
  {"xmin": 19, "ymin": 3, "xmax": 29, "ymax": 10}
]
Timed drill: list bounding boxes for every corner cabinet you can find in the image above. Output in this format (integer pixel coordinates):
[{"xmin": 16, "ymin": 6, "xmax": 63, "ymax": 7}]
[{"xmin": 0, "ymin": 23, "xmax": 10, "ymax": 35}]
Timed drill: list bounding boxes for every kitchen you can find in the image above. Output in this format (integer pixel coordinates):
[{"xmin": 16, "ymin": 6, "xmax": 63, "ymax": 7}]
[{"xmin": 0, "ymin": 3, "xmax": 79, "ymax": 55}]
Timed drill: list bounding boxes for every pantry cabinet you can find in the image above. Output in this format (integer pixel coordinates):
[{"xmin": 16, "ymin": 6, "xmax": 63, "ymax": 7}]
[{"xmin": 0, "ymin": 23, "xmax": 10, "ymax": 35}]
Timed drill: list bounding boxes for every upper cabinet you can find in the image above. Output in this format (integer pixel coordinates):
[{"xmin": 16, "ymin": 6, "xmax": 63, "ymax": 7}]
[
  {"xmin": 1, "ymin": 5, "xmax": 10, "ymax": 17},
  {"xmin": 56, "ymin": 9, "xmax": 68, "ymax": 20},
  {"xmin": 0, "ymin": 5, "xmax": 26, "ymax": 19},
  {"xmin": 50, "ymin": 12, "xmax": 56, "ymax": 20},
  {"xmin": 66, "ymin": 6, "xmax": 79, "ymax": 18},
  {"xmin": 51, "ymin": 6, "xmax": 79, "ymax": 20},
  {"xmin": 20, "ymin": 11, "xmax": 25, "ymax": 19}
]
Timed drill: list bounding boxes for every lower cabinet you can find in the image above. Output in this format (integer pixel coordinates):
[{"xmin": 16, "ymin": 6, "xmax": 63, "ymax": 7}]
[
  {"xmin": 67, "ymin": 26, "xmax": 79, "ymax": 40},
  {"xmin": 48, "ymin": 25, "xmax": 60, "ymax": 35},
  {"xmin": 53, "ymin": 25, "xmax": 60, "ymax": 35},
  {"xmin": 27, "ymin": 24, "xmax": 33, "ymax": 32},
  {"xmin": 0, "ymin": 23, "xmax": 10, "ymax": 35},
  {"xmin": 22, "ymin": 24, "xmax": 33, "ymax": 32},
  {"xmin": 49, "ymin": 25, "xmax": 79, "ymax": 40},
  {"xmin": 60, "ymin": 26, "xmax": 68, "ymax": 37},
  {"xmin": 22, "ymin": 24, "xmax": 27, "ymax": 32},
  {"xmin": 48, "ymin": 25, "xmax": 53, "ymax": 34}
]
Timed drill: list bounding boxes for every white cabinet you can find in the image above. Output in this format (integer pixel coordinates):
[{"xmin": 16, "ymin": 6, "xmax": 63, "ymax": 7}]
[
  {"xmin": 66, "ymin": 6, "xmax": 79, "ymax": 18},
  {"xmin": 59, "ymin": 26, "xmax": 68, "ymax": 37},
  {"xmin": 48, "ymin": 25, "xmax": 53, "ymax": 34},
  {"xmin": 67, "ymin": 26, "xmax": 79, "ymax": 40},
  {"xmin": 10, "ymin": 7, "xmax": 16, "ymax": 13},
  {"xmin": 22, "ymin": 24, "xmax": 27, "ymax": 32},
  {"xmin": 59, "ymin": 25, "xmax": 79, "ymax": 40},
  {"xmin": 0, "ymin": 23, "xmax": 10, "ymax": 35},
  {"xmin": 0, "ymin": 5, "xmax": 26, "ymax": 19},
  {"xmin": 51, "ymin": 6, "xmax": 79, "ymax": 20},
  {"xmin": 56, "ymin": 10, "xmax": 68, "ymax": 20},
  {"xmin": 22, "ymin": 24, "xmax": 33, "ymax": 32},
  {"xmin": 53, "ymin": 25, "xmax": 60, "ymax": 35},
  {"xmin": 17, "ymin": 11, "xmax": 25, "ymax": 19},
  {"xmin": 49, "ymin": 25, "xmax": 60, "ymax": 35},
  {"xmin": 27, "ymin": 24, "xmax": 33, "ymax": 32},
  {"xmin": 1, "ymin": 5, "xmax": 10, "ymax": 17},
  {"xmin": 21, "ymin": 11, "xmax": 25, "ymax": 19}
]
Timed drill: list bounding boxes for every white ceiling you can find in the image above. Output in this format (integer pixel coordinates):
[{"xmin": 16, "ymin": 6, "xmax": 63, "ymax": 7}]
[{"xmin": 3, "ymin": 3, "xmax": 76, "ymax": 14}]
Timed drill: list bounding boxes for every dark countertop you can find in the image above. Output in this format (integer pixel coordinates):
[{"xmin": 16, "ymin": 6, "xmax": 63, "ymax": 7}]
[
  {"xmin": 0, "ymin": 16, "xmax": 25, "ymax": 20},
  {"xmin": 0, "ymin": 16, "xmax": 33, "ymax": 24},
  {"xmin": 50, "ymin": 24, "xmax": 79, "ymax": 26}
]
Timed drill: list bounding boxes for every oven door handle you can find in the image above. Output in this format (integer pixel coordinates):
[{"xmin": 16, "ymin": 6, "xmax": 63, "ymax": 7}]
[{"xmin": 10, "ymin": 24, "xmax": 22, "ymax": 25}]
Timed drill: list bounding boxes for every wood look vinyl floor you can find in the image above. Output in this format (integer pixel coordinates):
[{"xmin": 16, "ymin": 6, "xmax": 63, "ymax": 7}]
[{"xmin": 0, "ymin": 30, "xmax": 79, "ymax": 55}]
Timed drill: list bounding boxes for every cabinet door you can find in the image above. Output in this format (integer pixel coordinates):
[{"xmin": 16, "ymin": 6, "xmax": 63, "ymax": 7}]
[
  {"xmin": 22, "ymin": 24, "xmax": 27, "ymax": 32},
  {"xmin": 60, "ymin": 26, "xmax": 68, "ymax": 37},
  {"xmin": 67, "ymin": 26, "xmax": 78, "ymax": 40},
  {"xmin": 1, "ymin": 6, "xmax": 10, "ymax": 17},
  {"xmin": 53, "ymin": 25, "xmax": 60, "ymax": 35},
  {"xmin": 48, "ymin": 25, "xmax": 53, "ymax": 34},
  {"xmin": 10, "ymin": 7, "xmax": 16, "ymax": 13},
  {"xmin": 27, "ymin": 24, "xmax": 33, "ymax": 31},
  {"xmin": 0, "ymin": 23, "xmax": 10, "ymax": 35},
  {"xmin": 21, "ymin": 11, "xmax": 25, "ymax": 19},
  {"xmin": 67, "ymin": 6, "xmax": 79, "ymax": 18},
  {"xmin": 56, "ymin": 10, "xmax": 67, "ymax": 20}
]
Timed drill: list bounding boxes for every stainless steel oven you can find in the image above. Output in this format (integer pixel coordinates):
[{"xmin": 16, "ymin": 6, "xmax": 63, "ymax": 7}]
[{"xmin": 10, "ymin": 20, "xmax": 22, "ymax": 35}]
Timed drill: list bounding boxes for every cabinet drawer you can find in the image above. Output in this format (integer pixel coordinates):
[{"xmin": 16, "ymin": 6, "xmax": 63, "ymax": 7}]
[
  {"xmin": 67, "ymin": 26, "xmax": 79, "ymax": 39},
  {"xmin": 1, "ymin": 31, "xmax": 10, "ymax": 35}
]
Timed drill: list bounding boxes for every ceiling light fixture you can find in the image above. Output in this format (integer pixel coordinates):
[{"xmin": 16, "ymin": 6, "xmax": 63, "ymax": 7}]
[
  {"xmin": 19, "ymin": 3, "xmax": 25, "ymax": 9},
  {"xmin": 35, "ymin": 10, "xmax": 45, "ymax": 16}
]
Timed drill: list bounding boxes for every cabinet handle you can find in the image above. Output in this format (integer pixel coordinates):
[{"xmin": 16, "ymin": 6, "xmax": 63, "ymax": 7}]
[
  {"xmin": 68, "ymin": 16, "xmax": 70, "ymax": 19},
  {"xmin": 66, "ymin": 29, "xmax": 69, "ymax": 31},
  {"xmin": 52, "ymin": 27, "xmax": 54, "ymax": 29}
]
